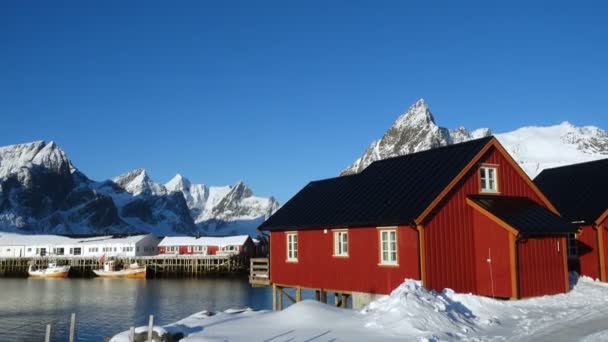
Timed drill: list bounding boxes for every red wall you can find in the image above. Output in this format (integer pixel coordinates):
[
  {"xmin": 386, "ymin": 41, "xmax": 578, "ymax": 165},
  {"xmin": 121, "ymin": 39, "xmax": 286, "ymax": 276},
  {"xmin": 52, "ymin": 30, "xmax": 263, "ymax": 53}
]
[
  {"xmin": 472, "ymin": 210, "xmax": 513, "ymax": 298},
  {"xmin": 517, "ymin": 236, "xmax": 567, "ymax": 298},
  {"xmin": 601, "ymin": 217, "xmax": 608, "ymax": 280},
  {"xmin": 270, "ymin": 226, "xmax": 419, "ymax": 294},
  {"xmin": 577, "ymin": 225, "xmax": 600, "ymax": 279},
  {"xmin": 424, "ymin": 147, "xmax": 546, "ymax": 294},
  {"xmin": 159, "ymin": 245, "xmax": 221, "ymax": 255}
]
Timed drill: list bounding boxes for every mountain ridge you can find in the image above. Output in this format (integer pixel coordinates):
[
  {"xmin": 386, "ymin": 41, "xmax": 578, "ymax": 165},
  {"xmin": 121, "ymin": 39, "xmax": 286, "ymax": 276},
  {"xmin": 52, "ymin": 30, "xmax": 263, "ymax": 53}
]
[
  {"xmin": 342, "ymin": 99, "xmax": 608, "ymax": 178},
  {"xmin": 0, "ymin": 141, "xmax": 278, "ymax": 236}
]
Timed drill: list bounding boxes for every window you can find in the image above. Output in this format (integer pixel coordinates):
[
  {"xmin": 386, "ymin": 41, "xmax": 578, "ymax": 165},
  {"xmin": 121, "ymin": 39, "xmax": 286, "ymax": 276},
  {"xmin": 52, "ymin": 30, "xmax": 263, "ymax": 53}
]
[
  {"xmin": 194, "ymin": 246, "xmax": 206, "ymax": 253},
  {"xmin": 88, "ymin": 247, "xmax": 98, "ymax": 253},
  {"xmin": 54, "ymin": 248, "xmax": 64, "ymax": 255},
  {"xmin": 567, "ymin": 233, "xmax": 578, "ymax": 258},
  {"xmin": 380, "ymin": 229, "xmax": 398, "ymax": 265},
  {"xmin": 27, "ymin": 248, "xmax": 32, "ymax": 252},
  {"xmin": 286, "ymin": 233, "xmax": 298, "ymax": 261},
  {"xmin": 480, "ymin": 166, "xmax": 498, "ymax": 193},
  {"xmin": 333, "ymin": 230, "xmax": 348, "ymax": 257},
  {"xmin": 103, "ymin": 247, "xmax": 112, "ymax": 252},
  {"xmin": 71, "ymin": 247, "xmax": 81, "ymax": 256}
]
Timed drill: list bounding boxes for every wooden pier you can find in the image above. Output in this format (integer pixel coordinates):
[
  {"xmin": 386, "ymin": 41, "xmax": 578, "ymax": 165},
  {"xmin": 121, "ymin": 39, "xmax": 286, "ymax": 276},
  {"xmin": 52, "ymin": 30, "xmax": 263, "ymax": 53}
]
[
  {"xmin": 0, "ymin": 254, "xmax": 249, "ymax": 277},
  {"xmin": 247, "ymin": 257, "xmax": 352, "ymax": 310}
]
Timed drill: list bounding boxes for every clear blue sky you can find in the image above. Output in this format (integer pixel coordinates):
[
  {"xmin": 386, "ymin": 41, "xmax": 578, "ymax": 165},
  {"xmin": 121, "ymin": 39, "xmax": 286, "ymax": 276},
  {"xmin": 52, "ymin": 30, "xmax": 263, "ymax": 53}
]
[{"xmin": 1, "ymin": 1, "xmax": 606, "ymax": 203}]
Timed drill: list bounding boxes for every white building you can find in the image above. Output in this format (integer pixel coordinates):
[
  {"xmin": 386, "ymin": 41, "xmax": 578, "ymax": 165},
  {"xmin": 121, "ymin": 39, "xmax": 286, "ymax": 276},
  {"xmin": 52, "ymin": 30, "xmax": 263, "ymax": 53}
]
[{"xmin": 0, "ymin": 233, "xmax": 160, "ymax": 258}]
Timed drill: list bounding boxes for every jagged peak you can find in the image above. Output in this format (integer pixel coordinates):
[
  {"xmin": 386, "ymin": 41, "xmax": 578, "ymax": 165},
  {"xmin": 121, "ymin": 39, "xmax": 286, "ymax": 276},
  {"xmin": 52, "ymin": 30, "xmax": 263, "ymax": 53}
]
[
  {"xmin": 165, "ymin": 173, "xmax": 192, "ymax": 192},
  {"xmin": 393, "ymin": 98, "xmax": 436, "ymax": 129}
]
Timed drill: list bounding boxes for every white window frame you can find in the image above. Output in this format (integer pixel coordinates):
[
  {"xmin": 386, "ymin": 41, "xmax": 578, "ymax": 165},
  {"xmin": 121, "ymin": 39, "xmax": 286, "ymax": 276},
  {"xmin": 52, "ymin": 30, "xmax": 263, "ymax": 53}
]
[
  {"xmin": 480, "ymin": 166, "xmax": 499, "ymax": 193},
  {"xmin": 333, "ymin": 230, "xmax": 348, "ymax": 257},
  {"xmin": 379, "ymin": 228, "xmax": 398, "ymax": 266},
  {"xmin": 286, "ymin": 232, "xmax": 298, "ymax": 262}
]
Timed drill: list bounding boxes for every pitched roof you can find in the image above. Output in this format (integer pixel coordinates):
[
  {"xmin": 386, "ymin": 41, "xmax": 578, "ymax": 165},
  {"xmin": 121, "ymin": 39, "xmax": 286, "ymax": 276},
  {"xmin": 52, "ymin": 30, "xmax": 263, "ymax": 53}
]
[
  {"xmin": 158, "ymin": 235, "xmax": 250, "ymax": 247},
  {"xmin": 260, "ymin": 137, "xmax": 494, "ymax": 231},
  {"xmin": 534, "ymin": 158, "xmax": 608, "ymax": 223},
  {"xmin": 468, "ymin": 195, "xmax": 578, "ymax": 235}
]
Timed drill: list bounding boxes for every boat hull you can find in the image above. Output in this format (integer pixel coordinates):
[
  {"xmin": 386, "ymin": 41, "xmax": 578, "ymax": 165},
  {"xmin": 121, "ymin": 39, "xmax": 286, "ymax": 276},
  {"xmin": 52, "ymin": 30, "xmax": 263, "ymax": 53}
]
[
  {"xmin": 28, "ymin": 266, "xmax": 70, "ymax": 278},
  {"xmin": 93, "ymin": 267, "xmax": 146, "ymax": 278}
]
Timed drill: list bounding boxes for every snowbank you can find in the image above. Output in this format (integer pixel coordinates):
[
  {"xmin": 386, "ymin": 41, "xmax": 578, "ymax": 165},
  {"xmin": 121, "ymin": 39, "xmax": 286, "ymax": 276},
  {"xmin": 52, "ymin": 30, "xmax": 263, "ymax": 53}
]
[{"xmin": 111, "ymin": 276, "xmax": 608, "ymax": 341}]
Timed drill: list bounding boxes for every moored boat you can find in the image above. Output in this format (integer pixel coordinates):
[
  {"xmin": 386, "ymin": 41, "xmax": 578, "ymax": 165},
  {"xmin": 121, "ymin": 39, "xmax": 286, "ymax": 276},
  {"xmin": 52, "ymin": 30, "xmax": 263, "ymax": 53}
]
[
  {"xmin": 93, "ymin": 260, "xmax": 146, "ymax": 278},
  {"xmin": 28, "ymin": 263, "xmax": 70, "ymax": 278}
]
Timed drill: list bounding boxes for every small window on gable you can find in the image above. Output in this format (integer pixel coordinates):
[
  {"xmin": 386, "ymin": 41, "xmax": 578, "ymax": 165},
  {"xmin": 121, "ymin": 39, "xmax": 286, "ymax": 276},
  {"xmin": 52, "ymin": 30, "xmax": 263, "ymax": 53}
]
[
  {"xmin": 286, "ymin": 232, "xmax": 298, "ymax": 262},
  {"xmin": 480, "ymin": 166, "xmax": 498, "ymax": 193}
]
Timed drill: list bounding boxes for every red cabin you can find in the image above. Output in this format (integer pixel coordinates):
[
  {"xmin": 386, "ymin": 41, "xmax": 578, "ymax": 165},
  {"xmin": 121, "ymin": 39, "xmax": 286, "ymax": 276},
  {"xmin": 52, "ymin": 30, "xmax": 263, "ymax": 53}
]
[
  {"xmin": 158, "ymin": 235, "xmax": 254, "ymax": 257},
  {"xmin": 260, "ymin": 137, "xmax": 577, "ymax": 307},
  {"xmin": 535, "ymin": 159, "xmax": 608, "ymax": 281}
]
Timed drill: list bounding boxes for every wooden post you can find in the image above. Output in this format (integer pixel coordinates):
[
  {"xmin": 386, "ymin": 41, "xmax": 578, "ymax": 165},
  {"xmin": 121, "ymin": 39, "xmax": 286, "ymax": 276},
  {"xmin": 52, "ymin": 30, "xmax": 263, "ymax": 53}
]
[
  {"xmin": 342, "ymin": 294, "xmax": 349, "ymax": 308},
  {"xmin": 334, "ymin": 293, "xmax": 340, "ymax": 306},
  {"xmin": 272, "ymin": 284, "xmax": 277, "ymax": 311},
  {"xmin": 295, "ymin": 287, "xmax": 301, "ymax": 302},
  {"xmin": 44, "ymin": 324, "xmax": 51, "ymax": 342},
  {"xmin": 129, "ymin": 326, "xmax": 135, "ymax": 342},
  {"xmin": 278, "ymin": 286, "xmax": 283, "ymax": 310},
  {"xmin": 69, "ymin": 313, "xmax": 76, "ymax": 342},
  {"xmin": 148, "ymin": 314, "xmax": 154, "ymax": 342},
  {"xmin": 320, "ymin": 290, "xmax": 327, "ymax": 303},
  {"xmin": 315, "ymin": 290, "xmax": 320, "ymax": 301}
]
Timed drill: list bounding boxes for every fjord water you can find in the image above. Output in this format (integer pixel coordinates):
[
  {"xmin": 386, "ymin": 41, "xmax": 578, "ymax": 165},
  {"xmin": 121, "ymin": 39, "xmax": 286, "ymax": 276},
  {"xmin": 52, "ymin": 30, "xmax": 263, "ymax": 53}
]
[{"xmin": 0, "ymin": 277, "xmax": 272, "ymax": 341}]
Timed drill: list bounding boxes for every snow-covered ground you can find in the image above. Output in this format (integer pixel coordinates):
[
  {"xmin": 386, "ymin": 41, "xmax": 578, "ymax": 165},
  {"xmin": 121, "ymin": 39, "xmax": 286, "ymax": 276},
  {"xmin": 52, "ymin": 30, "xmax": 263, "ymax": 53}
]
[{"xmin": 111, "ymin": 275, "xmax": 608, "ymax": 341}]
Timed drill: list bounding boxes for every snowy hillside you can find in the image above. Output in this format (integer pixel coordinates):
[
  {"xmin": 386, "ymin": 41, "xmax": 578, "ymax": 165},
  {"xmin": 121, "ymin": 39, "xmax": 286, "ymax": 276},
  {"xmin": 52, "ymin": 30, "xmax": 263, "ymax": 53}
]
[
  {"xmin": 342, "ymin": 99, "xmax": 608, "ymax": 178},
  {"xmin": 496, "ymin": 122, "xmax": 608, "ymax": 178},
  {"xmin": 0, "ymin": 141, "xmax": 278, "ymax": 236}
]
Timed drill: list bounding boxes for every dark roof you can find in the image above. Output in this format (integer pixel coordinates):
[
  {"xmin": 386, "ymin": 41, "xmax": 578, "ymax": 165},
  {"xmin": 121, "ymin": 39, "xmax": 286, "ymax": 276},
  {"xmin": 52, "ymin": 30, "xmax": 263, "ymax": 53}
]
[
  {"xmin": 468, "ymin": 195, "xmax": 578, "ymax": 235},
  {"xmin": 260, "ymin": 136, "xmax": 494, "ymax": 231},
  {"xmin": 534, "ymin": 158, "xmax": 608, "ymax": 223}
]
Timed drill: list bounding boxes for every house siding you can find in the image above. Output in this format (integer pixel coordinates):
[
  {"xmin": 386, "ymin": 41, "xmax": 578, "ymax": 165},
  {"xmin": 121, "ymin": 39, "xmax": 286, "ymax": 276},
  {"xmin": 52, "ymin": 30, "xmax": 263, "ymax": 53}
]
[
  {"xmin": 517, "ymin": 236, "xmax": 568, "ymax": 298},
  {"xmin": 424, "ymin": 147, "xmax": 547, "ymax": 294},
  {"xmin": 576, "ymin": 224, "xmax": 600, "ymax": 280},
  {"xmin": 270, "ymin": 226, "xmax": 419, "ymax": 294},
  {"xmin": 472, "ymin": 210, "xmax": 513, "ymax": 298}
]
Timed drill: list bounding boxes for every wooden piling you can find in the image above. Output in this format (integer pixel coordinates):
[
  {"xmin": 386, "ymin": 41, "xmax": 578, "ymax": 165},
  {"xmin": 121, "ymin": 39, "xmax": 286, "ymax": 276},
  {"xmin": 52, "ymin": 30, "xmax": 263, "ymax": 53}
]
[
  {"xmin": 69, "ymin": 313, "xmax": 76, "ymax": 342},
  {"xmin": 148, "ymin": 315, "xmax": 154, "ymax": 342},
  {"xmin": 44, "ymin": 324, "xmax": 51, "ymax": 342}
]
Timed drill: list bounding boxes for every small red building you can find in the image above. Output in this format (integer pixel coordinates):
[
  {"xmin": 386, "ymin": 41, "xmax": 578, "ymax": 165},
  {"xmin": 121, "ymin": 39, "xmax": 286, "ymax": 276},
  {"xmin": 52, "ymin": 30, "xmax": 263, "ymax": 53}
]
[
  {"xmin": 158, "ymin": 235, "xmax": 254, "ymax": 257},
  {"xmin": 535, "ymin": 159, "xmax": 608, "ymax": 281},
  {"xmin": 260, "ymin": 137, "xmax": 577, "ymax": 307}
]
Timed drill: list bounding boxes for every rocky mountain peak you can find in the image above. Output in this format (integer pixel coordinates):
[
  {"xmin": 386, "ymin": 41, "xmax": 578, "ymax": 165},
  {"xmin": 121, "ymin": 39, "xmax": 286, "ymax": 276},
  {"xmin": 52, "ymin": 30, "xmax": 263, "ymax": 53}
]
[
  {"xmin": 340, "ymin": 99, "xmax": 457, "ymax": 175},
  {"xmin": 165, "ymin": 173, "xmax": 191, "ymax": 192},
  {"xmin": 112, "ymin": 168, "xmax": 166, "ymax": 196},
  {"xmin": 0, "ymin": 140, "xmax": 71, "ymax": 179}
]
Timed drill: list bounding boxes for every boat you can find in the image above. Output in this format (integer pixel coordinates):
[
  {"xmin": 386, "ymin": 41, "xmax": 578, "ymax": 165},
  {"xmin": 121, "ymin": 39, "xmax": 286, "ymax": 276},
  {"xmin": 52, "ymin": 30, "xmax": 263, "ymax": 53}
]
[
  {"xmin": 93, "ymin": 260, "xmax": 146, "ymax": 278},
  {"xmin": 28, "ymin": 262, "xmax": 70, "ymax": 278}
]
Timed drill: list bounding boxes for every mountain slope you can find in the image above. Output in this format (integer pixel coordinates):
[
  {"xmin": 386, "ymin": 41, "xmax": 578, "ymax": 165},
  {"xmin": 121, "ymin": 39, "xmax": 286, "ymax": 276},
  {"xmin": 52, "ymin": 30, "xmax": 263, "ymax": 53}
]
[
  {"xmin": 0, "ymin": 141, "xmax": 278, "ymax": 236},
  {"xmin": 342, "ymin": 99, "xmax": 608, "ymax": 178}
]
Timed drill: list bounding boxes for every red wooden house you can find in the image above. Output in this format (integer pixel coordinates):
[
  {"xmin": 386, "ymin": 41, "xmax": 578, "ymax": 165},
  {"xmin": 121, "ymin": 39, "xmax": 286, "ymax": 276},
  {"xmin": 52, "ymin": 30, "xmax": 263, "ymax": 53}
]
[
  {"xmin": 259, "ymin": 137, "xmax": 577, "ymax": 307},
  {"xmin": 158, "ymin": 235, "xmax": 254, "ymax": 257},
  {"xmin": 534, "ymin": 159, "xmax": 608, "ymax": 281}
]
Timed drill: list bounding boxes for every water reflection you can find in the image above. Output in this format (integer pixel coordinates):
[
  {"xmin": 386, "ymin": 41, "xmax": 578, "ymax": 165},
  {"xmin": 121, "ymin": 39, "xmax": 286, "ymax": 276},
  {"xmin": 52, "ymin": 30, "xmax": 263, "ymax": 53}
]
[{"xmin": 0, "ymin": 277, "xmax": 271, "ymax": 341}]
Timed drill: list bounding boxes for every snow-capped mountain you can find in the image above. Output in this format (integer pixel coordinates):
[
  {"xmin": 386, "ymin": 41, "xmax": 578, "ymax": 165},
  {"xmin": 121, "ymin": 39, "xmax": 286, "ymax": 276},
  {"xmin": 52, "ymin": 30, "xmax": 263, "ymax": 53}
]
[
  {"xmin": 0, "ymin": 141, "xmax": 278, "ymax": 236},
  {"xmin": 164, "ymin": 175, "xmax": 279, "ymax": 237},
  {"xmin": 342, "ymin": 99, "xmax": 608, "ymax": 178},
  {"xmin": 341, "ymin": 99, "xmax": 493, "ymax": 175}
]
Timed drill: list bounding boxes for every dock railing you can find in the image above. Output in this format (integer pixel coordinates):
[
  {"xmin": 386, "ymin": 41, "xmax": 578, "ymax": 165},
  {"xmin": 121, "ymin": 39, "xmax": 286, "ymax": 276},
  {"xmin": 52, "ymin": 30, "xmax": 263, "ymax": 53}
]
[{"xmin": 249, "ymin": 258, "xmax": 270, "ymax": 287}]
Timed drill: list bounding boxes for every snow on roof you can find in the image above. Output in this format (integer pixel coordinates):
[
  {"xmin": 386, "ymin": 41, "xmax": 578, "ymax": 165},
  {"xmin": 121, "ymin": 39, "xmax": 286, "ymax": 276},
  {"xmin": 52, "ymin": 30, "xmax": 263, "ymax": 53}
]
[
  {"xmin": 0, "ymin": 233, "xmax": 74, "ymax": 246},
  {"xmin": 158, "ymin": 235, "xmax": 250, "ymax": 247},
  {"xmin": 0, "ymin": 233, "xmax": 154, "ymax": 246}
]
